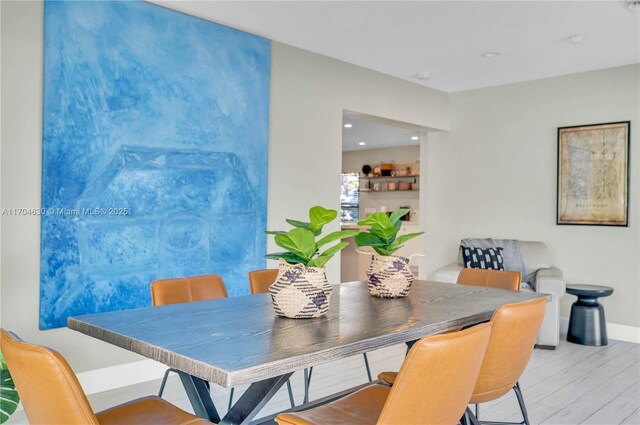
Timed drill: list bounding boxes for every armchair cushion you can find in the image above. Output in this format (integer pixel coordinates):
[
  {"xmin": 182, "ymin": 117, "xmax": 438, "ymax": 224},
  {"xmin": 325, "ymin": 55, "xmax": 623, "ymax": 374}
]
[
  {"xmin": 535, "ymin": 267, "xmax": 565, "ymax": 299},
  {"xmin": 521, "ymin": 242, "xmax": 553, "ymax": 283},
  {"xmin": 461, "ymin": 246, "xmax": 505, "ymax": 270},
  {"xmin": 434, "ymin": 262, "xmax": 463, "ymax": 283}
]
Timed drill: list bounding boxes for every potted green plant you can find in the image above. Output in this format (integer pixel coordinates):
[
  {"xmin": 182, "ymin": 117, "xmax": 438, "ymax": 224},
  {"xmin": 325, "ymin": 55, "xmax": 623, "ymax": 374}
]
[
  {"xmin": 266, "ymin": 206, "xmax": 358, "ymax": 318},
  {"xmin": 355, "ymin": 209, "xmax": 424, "ymax": 298}
]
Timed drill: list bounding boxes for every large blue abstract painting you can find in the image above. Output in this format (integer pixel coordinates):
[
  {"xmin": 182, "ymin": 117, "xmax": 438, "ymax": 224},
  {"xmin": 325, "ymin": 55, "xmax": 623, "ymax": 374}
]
[{"xmin": 41, "ymin": 1, "xmax": 270, "ymax": 329}]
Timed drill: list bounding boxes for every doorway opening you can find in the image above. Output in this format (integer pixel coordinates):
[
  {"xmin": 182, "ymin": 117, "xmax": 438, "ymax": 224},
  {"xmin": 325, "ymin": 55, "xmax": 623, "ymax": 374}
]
[{"xmin": 340, "ymin": 111, "xmax": 429, "ymax": 282}]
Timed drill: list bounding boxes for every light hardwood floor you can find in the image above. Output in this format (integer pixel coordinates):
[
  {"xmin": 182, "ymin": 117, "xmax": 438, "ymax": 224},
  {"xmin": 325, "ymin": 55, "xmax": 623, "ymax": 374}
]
[{"xmin": 7, "ymin": 338, "xmax": 639, "ymax": 424}]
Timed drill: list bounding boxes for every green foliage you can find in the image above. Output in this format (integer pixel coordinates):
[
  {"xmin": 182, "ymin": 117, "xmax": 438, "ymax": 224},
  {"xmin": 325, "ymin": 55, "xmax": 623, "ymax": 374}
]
[
  {"xmin": 266, "ymin": 206, "xmax": 357, "ymax": 267},
  {"xmin": 355, "ymin": 209, "xmax": 424, "ymax": 256},
  {"xmin": 0, "ymin": 353, "xmax": 19, "ymax": 424}
]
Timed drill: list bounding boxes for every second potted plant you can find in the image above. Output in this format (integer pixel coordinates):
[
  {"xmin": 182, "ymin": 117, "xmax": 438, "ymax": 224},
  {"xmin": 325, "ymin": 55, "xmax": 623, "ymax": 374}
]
[
  {"xmin": 266, "ymin": 206, "xmax": 357, "ymax": 318},
  {"xmin": 355, "ymin": 209, "xmax": 424, "ymax": 298}
]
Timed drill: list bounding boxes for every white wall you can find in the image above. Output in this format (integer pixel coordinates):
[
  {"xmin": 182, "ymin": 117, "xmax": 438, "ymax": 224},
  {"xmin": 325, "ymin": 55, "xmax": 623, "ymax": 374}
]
[
  {"xmin": 342, "ymin": 145, "xmax": 421, "ymax": 221},
  {"xmin": 0, "ymin": 1, "xmax": 449, "ymax": 373},
  {"xmin": 424, "ymin": 65, "xmax": 640, "ymax": 329}
]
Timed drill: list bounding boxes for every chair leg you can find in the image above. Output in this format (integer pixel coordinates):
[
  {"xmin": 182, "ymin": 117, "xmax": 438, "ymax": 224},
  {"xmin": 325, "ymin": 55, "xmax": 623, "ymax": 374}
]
[
  {"xmin": 464, "ymin": 407, "xmax": 481, "ymax": 425},
  {"xmin": 475, "ymin": 403, "xmax": 479, "ymax": 419},
  {"xmin": 513, "ymin": 382, "xmax": 530, "ymax": 425},
  {"xmin": 228, "ymin": 387, "xmax": 235, "ymax": 412},
  {"xmin": 363, "ymin": 353, "xmax": 372, "ymax": 382},
  {"xmin": 303, "ymin": 367, "xmax": 313, "ymax": 403},
  {"xmin": 158, "ymin": 368, "xmax": 172, "ymax": 397},
  {"xmin": 286, "ymin": 379, "xmax": 295, "ymax": 408},
  {"xmin": 460, "ymin": 410, "xmax": 469, "ymax": 425}
]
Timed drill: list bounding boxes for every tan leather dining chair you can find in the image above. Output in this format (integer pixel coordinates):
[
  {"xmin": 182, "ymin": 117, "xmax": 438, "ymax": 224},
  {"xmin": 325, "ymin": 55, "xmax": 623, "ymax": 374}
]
[
  {"xmin": 457, "ymin": 268, "xmax": 522, "ymax": 292},
  {"xmin": 0, "ymin": 328, "xmax": 212, "ymax": 425},
  {"xmin": 151, "ymin": 274, "xmax": 229, "ymax": 306},
  {"xmin": 248, "ymin": 269, "xmax": 278, "ymax": 295},
  {"xmin": 378, "ymin": 297, "xmax": 547, "ymax": 425},
  {"xmin": 275, "ymin": 322, "xmax": 492, "ymax": 425},
  {"xmin": 151, "ymin": 274, "xmax": 229, "ymax": 399}
]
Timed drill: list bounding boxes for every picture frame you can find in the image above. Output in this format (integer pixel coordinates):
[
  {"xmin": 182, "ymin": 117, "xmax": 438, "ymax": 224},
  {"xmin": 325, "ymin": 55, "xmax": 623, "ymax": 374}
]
[{"xmin": 557, "ymin": 121, "xmax": 630, "ymax": 226}]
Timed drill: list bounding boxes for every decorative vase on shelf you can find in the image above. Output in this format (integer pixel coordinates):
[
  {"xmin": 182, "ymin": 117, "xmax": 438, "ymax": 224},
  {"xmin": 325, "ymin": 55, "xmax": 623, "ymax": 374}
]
[
  {"xmin": 354, "ymin": 209, "xmax": 424, "ymax": 298},
  {"xmin": 265, "ymin": 205, "xmax": 358, "ymax": 318},
  {"xmin": 269, "ymin": 259, "xmax": 332, "ymax": 318}
]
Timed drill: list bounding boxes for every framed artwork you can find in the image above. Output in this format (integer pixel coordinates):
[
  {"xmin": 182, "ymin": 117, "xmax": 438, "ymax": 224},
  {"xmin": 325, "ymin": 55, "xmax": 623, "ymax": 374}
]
[
  {"xmin": 557, "ymin": 121, "xmax": 630, "ymax": 226},
  {"xmin": 40, "ymin": 1, "xmax": 270, "ymax": 329}
]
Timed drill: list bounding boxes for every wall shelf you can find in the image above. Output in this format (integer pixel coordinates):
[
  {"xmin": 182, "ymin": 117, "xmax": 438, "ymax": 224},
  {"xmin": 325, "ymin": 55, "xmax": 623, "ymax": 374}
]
[
  {"xmin": 360, "ymin": 189, "xmax": 419, "ymax": 193},
  {"xmin": 360, "ymin": 175, "xmax": 419, "ymax": 180}
]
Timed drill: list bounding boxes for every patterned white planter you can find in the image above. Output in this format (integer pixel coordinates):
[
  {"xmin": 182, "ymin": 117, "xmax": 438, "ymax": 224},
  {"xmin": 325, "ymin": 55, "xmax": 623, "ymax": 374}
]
[
  {"xmin": 269, "ymin": 259, "xmax": 332, "ymax": 318},
  {"xmin": 366, "ymin": 254, "xmax": 414, "ymax": 298}
]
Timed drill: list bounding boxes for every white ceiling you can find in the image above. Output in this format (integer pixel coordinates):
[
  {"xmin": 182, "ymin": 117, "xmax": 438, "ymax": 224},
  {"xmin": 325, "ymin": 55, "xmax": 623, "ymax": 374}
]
[
  {"xmin": 342, "ymin": 114, "xmax": 420, "ymax": 152},
  {"xmin": 151, "ymin": 1, "xmax": 640, "ymax": 92}
]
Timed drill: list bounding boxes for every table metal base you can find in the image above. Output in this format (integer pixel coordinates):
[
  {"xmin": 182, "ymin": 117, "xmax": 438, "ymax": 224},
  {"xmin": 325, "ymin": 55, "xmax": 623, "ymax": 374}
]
[{"xmin": 178, "ymin": 371, "xmax": 293, "ymax": 425}]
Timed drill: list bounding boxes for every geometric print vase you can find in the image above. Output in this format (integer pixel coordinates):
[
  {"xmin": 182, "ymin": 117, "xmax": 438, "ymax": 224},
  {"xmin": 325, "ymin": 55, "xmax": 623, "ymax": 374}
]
[
  {"xmin": 269, "ymin": 259, "xmax": 332, "ymax": 318},
  {"xmin": 366, "ymin": 254, "xmax": 414, "ymax": 298}
]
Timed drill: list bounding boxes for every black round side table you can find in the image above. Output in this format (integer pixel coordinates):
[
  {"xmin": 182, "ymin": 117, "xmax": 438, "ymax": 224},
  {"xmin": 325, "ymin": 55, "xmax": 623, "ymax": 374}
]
[{"xmin": 566, "ymin": 284, "xmax": 614, "ymax": 347}]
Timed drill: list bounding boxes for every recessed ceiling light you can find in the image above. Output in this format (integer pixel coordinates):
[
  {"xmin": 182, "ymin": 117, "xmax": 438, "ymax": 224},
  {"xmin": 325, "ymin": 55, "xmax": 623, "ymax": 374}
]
[
  {"xmin": 481, "ymin": 52, "xmax": 500, "ymax": 58},
  {"xmin": 344, "ymin": 123, "xmax": 353, "ymax": 128},
  {"xmin": 411, "ymin": 136, "xmax": 419, "ymax": 141},
  {"xmin": 358, "ymin": 142, "xmax": 366, "ymax": 146},
  {"xmin": 416, "ymin": 72, "xmax": 431, "ymax": 80},
  {"xmin": 569, "ymin": 34, "xmax": 584, "ymax": 43}
]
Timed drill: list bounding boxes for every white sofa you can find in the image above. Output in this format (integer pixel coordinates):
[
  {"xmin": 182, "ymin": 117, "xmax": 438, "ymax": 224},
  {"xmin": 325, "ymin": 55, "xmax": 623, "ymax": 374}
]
[{"xmin": 435, "ymin": 239, "xmax": 565, "ymax": 349}]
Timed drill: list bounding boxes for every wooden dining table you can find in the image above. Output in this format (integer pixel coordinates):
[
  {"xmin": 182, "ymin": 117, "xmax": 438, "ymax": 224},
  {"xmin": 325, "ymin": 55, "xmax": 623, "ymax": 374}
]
[{"xmin": 68, "ymin": 280, "xmax": 545, "ymax": 425}]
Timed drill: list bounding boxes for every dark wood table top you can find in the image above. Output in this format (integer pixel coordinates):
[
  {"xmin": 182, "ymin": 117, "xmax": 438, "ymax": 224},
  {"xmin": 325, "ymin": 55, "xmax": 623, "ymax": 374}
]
[{"xmin": 68, "ymin": 280, "xmax": 544, "ymax": 387}]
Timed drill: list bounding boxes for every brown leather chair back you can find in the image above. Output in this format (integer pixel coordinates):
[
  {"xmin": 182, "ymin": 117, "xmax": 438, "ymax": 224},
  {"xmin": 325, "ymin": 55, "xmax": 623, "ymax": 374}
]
[
  {"xmin": 470, "ymin": 297, "xmax": 547, "ymax": 404},
  {"xmin": 377, "ymin": 323, "xmax": 492, "ymax": 425},
  {"xmin": 0, "ymin": 329, "xmax": 99, "ymax": 425},
  {"xmin": 457, "ymin": 268, "xmax": 522, "ymax": 292},
  {"xmin": 248, "ymin": 269, "xmax": 278, "ymax": 294},
  {"xmin": 150, "ymin": 274, "xmax": 228, "ymax": 306}
]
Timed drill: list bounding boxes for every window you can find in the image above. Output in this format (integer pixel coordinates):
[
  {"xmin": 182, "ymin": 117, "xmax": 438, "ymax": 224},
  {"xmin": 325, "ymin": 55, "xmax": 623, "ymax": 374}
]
[{"xmin": 341, "ymin": 173, "xmax": 359, "ymax": 222}]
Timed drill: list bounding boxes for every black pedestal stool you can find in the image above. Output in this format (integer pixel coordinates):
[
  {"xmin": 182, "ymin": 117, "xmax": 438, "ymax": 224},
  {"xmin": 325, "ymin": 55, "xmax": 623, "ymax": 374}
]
[{"xmin": 566, "ymin": 284, "xmax": 614, "ymax": 346}]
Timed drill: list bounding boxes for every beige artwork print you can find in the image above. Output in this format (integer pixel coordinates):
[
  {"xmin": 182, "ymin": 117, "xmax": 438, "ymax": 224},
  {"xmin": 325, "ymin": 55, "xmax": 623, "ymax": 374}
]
[{"xmin": 558, "ymin": 123, "xmax": 628, "ymax": 225}]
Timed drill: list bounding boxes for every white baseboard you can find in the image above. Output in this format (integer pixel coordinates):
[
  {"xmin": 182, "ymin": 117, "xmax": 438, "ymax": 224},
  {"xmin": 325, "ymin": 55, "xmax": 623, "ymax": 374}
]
[
  {"xmin": 560, "ymin": 316, "xmax": 640, "ymax": 344},
  {"xmin": 76, "ymin": 358, "xmax": 168, "ymax": 395}
]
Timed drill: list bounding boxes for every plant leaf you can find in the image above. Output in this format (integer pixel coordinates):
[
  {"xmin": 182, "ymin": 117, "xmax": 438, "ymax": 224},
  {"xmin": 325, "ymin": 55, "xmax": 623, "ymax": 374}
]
[
  {"xmin": 265, "ymin": 230, "xmax": 286, "ymax": 235},
  {"xmin": 355, "ymin": 232, "xmax": 387, "ymax": 247},
  {"xmin": 371, "ymin": 225, "xmax": 400, "ymax": 243},
  {"xmin": 316, "ymin": 230, "xmax": 358, "ymax": 248},
  {"xmin": 389, "ymin": 209, "xmax": 410, "ymax": 225},
  {"xmin": 357, "ymin": 212, "xmax": 394, "ymax": 230},
  {"xmin": 309, "ymin": 242, "xmax": 350, "ymax": 267},
  {"xmin": 274, "ymin": 228, "xmax": 316, "ymax": 260},
  {"xmin": 308, "ymin": 206, "xmax": 337, "ymax": 233},
  {"xmin": 265, "ymin": 252, "xmax": 308, "ymax": 265},
  {"xmin": 373, "ymin": 246, "xmax": 394, "ymax": 256},
  {"xmin": 286, "ymin": 219, "xmax": 322, "ymax": 236},
  {"xmin": 394, "ymin": 232, "xmax": 424, "ymax": 246},
  {"xmin": 0, "ymin": 368, "xmax": 20, "ymax": 424},
  {"xmin": 384, "ymin": 241, "xmax": 404, "ymax": 256},
  {"xmin": 286, "ymin": 219, "xmax": 311, "ymax": 230}
]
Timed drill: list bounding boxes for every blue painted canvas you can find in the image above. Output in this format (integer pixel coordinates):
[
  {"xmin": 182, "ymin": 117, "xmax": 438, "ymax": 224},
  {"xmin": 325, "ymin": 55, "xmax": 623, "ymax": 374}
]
[{"xmin": 41, "ymin": 1, "xmax": 270, "ymax": 329}]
